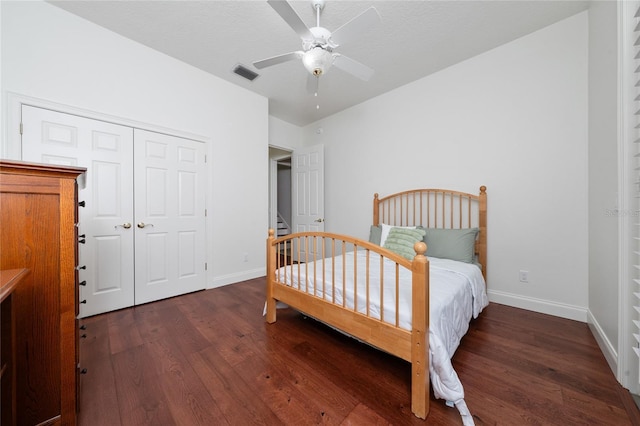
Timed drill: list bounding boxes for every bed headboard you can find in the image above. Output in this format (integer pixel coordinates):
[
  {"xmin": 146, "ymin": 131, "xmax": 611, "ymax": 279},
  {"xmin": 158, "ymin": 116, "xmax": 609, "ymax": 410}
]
[{"xmin": 373, "ymin": 186, "xmax": 487, "ymax": 279}]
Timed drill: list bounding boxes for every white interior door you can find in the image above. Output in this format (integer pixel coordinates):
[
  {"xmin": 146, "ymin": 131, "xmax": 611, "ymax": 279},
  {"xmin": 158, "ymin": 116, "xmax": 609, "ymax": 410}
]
[
  {"xmin": 291, "ymin": 144, "xmax": 324, "ymax": 261},
  {"xmin": 292, "ymin": 144, "xmax": 325, "ymax": 233},
  {"xmin": 21, "ymin": 106, "xmax": 208, "ymax": 314},
  {"xmin": 21, "ymin": 105, "xmax": 135, "ymax": 317},
  {"xmin": 133, "ymin": 129, "xmax": 207, "ymax": 304}
]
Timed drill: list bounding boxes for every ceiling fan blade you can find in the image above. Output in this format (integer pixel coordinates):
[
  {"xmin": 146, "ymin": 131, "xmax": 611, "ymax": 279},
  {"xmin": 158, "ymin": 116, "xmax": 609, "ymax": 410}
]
[
  {"xmin": 253, "ymin": 51, "xmax": 303, "ymax": 69},
  {"xmin": 330, "ymin": 7, "xmax": 381, "ymax": 47},
  {"xmin": 333, "ymin": 54, "xmax": 374, "ymax": 81},
  {"xmin": 267, "ymin": 0, "xmax": 313, "ymax": 40}
]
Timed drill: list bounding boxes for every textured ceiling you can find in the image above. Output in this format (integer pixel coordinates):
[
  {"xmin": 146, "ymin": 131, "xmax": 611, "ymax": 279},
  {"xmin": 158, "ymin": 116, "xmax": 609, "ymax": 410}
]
[{"xmin": 49, "ymin": 0, "xmax": 590, "ymax": 126}]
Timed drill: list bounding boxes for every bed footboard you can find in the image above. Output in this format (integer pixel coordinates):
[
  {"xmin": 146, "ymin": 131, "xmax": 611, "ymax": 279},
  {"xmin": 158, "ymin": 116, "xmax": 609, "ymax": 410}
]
[{"xmin": 265, "ymin": 229, "xmax": 430, "ymax": 419}]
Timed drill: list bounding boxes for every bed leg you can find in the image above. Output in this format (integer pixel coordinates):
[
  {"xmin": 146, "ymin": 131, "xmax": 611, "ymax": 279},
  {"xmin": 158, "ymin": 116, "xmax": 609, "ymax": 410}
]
[
  {"xmin": 411, "ymin": 334, "xmax": 429, "ymax": 419},
  {"xmin": 411, "ymin": 241, "xmax": 429, "ymax": 419},
  {"xmin": 266, "ymin": 297, "xmax": 276, "ymax": 323},
  {"xmin": 266, "ymin": 229, "xmax": 277, "ymax": 323}
]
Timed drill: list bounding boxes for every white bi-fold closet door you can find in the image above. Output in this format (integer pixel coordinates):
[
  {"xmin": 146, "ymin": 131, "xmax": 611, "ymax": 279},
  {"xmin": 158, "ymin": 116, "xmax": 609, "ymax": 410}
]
[{"xmin": 21, "ymin": 105, "xmax": 207, "ymax": 317}]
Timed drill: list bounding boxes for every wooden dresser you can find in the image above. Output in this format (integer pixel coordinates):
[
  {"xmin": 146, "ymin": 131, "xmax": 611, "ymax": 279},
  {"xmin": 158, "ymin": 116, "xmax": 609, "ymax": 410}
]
[
  {"xmin": 0, "ymin": 160, "xmax": 86, "ymax": 425},
  {"xmin": 1, "ymin": 268, "xmax": 28, "ymax": 426}
]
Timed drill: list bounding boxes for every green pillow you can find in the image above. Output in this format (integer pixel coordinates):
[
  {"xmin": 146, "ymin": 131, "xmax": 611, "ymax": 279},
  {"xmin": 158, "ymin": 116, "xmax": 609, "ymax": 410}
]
[
  {"xmin": 422, "ymin": 227, "xmax": 479, "ymax": 263},
  {"xmin": 369, "ymin": 225, "xmax": 382, "ymax": 245},
  {"xmin": 383, "ymin": 227, "xmax": 426, "ymax": 260}
]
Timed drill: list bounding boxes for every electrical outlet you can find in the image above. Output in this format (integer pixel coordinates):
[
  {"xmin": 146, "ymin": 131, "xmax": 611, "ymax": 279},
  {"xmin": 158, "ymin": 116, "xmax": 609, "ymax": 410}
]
[{"xmin": 519, "ymin": 270, "xmax": 529, "ymax": 283}]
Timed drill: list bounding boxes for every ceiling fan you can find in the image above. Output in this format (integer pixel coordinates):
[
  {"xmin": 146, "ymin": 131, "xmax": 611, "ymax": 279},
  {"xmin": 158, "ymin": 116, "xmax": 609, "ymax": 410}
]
[{"xmin": 253, "ymin": 0, "xmax": 381, "ymax": 83}]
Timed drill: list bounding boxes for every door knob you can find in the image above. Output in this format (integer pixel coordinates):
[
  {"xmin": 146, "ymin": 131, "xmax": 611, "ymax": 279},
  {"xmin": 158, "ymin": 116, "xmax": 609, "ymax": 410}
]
[
  {"xmin": 137, "ymin": 222, "xmax": 154, "ymax": 229},
  {"xmin": 314, "ymin": 218, "xmax": 324, "ymax": 223},
  {"xmin": 115, "ymin": 222, "xmax": 132, "ymax": 229}
]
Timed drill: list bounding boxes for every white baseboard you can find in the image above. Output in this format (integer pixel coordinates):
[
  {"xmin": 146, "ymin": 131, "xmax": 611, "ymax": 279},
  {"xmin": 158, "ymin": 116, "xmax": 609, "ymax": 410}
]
[
  {"xmin": 209, "ymin": 267, "xmax": 266, "ymax": 289},
  {"xmin": 487, "ymin": 289, "xmax": 588, "ymax": 322},
  {"xmin": 587, "ymin": 310, "xmax": 618, "ymax": 375}
]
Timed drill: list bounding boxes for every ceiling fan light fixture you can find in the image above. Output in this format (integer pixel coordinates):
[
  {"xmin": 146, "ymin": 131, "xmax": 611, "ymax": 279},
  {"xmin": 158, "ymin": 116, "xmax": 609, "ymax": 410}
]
[{"xmin": 302, "ymin": 47, "xmax": 334, "ymax": 76}]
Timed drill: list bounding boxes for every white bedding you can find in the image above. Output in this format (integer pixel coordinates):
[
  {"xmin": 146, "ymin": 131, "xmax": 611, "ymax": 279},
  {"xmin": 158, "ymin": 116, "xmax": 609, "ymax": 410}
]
[{"xmin": 274, "ymin": 251, "xmax": 488, "ymax": 425}]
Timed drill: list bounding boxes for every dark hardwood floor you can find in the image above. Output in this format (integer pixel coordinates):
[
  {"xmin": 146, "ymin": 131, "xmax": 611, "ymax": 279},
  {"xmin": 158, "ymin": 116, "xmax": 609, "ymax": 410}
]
[{"xmin": 78, "ymin": 277, "xmax": 640, "ymax": 425}]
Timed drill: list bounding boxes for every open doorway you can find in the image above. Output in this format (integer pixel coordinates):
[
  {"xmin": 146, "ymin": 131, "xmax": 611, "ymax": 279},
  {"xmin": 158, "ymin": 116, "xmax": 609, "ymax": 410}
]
[{"xmin": 269, "ymin": 146, "xmax": 293, "ymax": 238}]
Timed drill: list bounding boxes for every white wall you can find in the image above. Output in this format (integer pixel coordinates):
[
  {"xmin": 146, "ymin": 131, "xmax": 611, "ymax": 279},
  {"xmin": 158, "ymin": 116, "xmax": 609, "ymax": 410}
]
[
  {"xmin": 1, "ymin": 1, "xmax": 269, "ymax": 287},
  {"xmin": 300, "ymin": 12, "xmax": 589, "ymax": 321},
  {"xmin": 587, "ymin": 0, "xmax": 622, "ymax": 379},
  {"xmin": 269, "ymin": 115, "xmax": 304, "ymax": 151}
]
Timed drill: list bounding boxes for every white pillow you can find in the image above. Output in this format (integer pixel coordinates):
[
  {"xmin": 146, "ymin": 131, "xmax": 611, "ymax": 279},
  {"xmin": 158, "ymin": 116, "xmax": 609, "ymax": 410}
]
[{"xmin": 379, "ymin": 223, "xmax": 416, "ymax": 246}]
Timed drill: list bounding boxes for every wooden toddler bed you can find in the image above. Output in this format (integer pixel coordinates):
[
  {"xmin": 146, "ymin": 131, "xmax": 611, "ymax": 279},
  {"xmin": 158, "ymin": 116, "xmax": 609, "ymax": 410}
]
[{"xmin": 265, "ymin": 186, "xmax": 487, "ymax": 423}]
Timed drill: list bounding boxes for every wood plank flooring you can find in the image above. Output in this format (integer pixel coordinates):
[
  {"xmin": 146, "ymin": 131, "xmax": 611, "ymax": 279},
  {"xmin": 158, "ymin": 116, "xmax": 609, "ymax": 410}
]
[{"xmin": 78, "ymin": 277, "xmax": 640, "ymax": 425}]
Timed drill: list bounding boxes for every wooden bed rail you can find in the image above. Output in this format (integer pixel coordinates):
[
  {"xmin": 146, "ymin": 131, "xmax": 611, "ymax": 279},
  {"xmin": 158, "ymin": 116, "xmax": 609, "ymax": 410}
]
[{"xmin": 265, "ymin": 229, "xmax": 430, "ymax": 418}]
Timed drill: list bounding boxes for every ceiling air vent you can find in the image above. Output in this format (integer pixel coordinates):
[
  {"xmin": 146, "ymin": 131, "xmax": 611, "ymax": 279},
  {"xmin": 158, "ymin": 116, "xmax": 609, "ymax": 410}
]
[{"xmin": 232, "ymin": 64, "xmax": 259, "ymax": 82}]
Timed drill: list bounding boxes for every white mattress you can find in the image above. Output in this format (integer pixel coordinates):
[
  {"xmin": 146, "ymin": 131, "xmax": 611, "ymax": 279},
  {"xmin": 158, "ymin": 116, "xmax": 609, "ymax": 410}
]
[
  {"xmin": 276, "ymin": 252, "xmax": 487, "ymax": 356},
  {"xmin": 274, "ymin": 251, "xmax": 488, "ymax": 425}
]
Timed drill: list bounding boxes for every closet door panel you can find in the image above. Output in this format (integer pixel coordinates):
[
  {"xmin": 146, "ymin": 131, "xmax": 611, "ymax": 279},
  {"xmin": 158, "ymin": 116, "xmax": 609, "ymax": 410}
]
[
  {"xmin": 21, "ymin": 105, "xmax": 135, "ymax": 317},
  {"xmin": 133, "ymin": 129, "xmax": 206, "ymax": 304}
]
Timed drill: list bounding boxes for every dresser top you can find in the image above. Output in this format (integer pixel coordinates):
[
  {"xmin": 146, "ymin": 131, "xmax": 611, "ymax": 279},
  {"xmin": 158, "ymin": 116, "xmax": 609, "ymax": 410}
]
[
  {"xmin": 1, "ymin": 159, "xmax": 86, "ymax": 175},
  {"xmin": 0, "ymin": 268, "xmax": 29, "ymax": 303}
]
